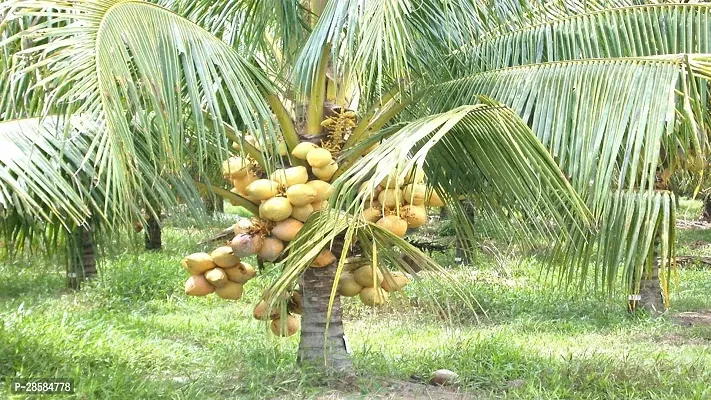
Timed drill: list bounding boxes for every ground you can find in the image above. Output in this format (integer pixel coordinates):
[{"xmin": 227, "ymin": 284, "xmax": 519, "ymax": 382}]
[{"xmin": 1, "ymin": 203, "xmax": 710, "ymax": 399}]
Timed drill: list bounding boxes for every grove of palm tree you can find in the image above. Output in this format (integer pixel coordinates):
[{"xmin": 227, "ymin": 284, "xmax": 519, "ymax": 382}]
[{"xmin": 1, "ymin": 0, "xmax": 711, "ymax": 398}]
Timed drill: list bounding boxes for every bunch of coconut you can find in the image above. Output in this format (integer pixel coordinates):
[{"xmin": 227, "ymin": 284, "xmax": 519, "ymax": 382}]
[
  {"xmin": 181, "ymin": 246, "xmax": 257, "ymax": 300},
  {"xmin": 253, "ymin": 290, "xmax": 302, "ymax": 337},
  {"xmin": 358, "ymin": 167, "xmax": 445, "ymax": 238},
  {"xmin": 337, "ymin": 260, "xmax": 410, "ymax": 306}
]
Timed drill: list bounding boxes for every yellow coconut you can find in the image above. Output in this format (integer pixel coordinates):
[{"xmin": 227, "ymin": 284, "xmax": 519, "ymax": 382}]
[
  {"xmin": 253, "ymin": 300, "xmax": 279, "ymax": 320},
  {"xmin": 204, "ymin": 267, "xmax": 229, "ymax": 288},
  {"xmin": 378, "ymin": 188, "xmax": 402, "ymax": 208},
  {"xmin": 276, "ymin": 141, "xmax": 288, "ymax": 156},
  {"xmin": 359, "ymin": 287, "xmax": 389, "ymax": 306},
  {"xmin": 311, "ymin": 200, "xmax": 329, "ymax": 211},
  {"xmin": 210, "ymin": 246, "xmax": 241, "ymax": 268},
  {"xmin": 181, "ymin": 253, "xmax": 215, "ymax": 275},
  {"xmin": 338, "ymin": 273, "xmax": 364, "ymax": 297},
  {"xmin": 257, "ymin": 237, "xmax": 284, "ymax": 262},
  {"xmin": 312, "ymin": 249, "xmax": 337, "ymax": 268},
  {"xmin": 230, "ymin": 233, "xmax": 264, "ymax": 257},
  {"xmin": 402, "ymin": 184, "xmax": 426, "ymax": 206},
  {"xmin": 381, "ymin": 271, "xmax": 409, "ymax": 292},
  {"xmin": 272, "ymin": 218, "xmax": 304, "ymax": 242},
  {"xmin": 306, "ymin": 180, "xmax": 334, "ymax": 201},
  {"xmin": 286, "ymin": 184, "xmax": 317, "ymax": 206},
  {"xmin": 377, "ymin": 172, "xmax": 401, "ymax": 190},
  {"xmin": 291, "ymin": 142, "xmax": 318, "ymax": 159},
  {"xmin": 306, "ymin": 148, "xmax": 333, "ymax": 168},
  {"xmin": 271, "ymin": 166, "xmax": 309, "ymax": 187},
  {"xmin": 291, "ymin": 204, "xmax": 314, "ymax": 222},
  {"xmin": 233, "ymin": 218, "xmax": 255, "ymax": 235},
  {"xmin": 260, "ymin": 197, "xmax": 293, "ymax": 221},
  {"xmin": 215, "ymin": 281, "xmax": 244, "ymax": 300},
  {"xmin": 221, "ymin": 157, "xmax": 249, "ymax": 179},
  {"xmin": 312, "ymin": 161, "xmax": 338, "ymax": 181},
  {"xmin": 184, "ymin": 275, "xmax": 214, "ymax": 296},
  {"xmin": 245, "ymin": 179, "xmax": 280, "ymax": 200},
  {"xmin": 270, "ymin": 315, "xmax": 300, "ymax": 337},
  {"xmin": 426, "ymin": 190, "xmax": 445, "ymax": 207},
  {"xmin": 376, "ymin": 215, "xmax": 408, "ymax": 237},
  {"xmin": 358, "ymin": 181, "xmax": 380, "ymax": 203},
  {"xmin": 402, "ymin": 205, "xmax": 427, "ymax": 228},
  {"xmin": 362, "ymin": 207, "xmax": 382, "ymax": 223},
  {"xmin": 353, "ymin": 265, "xmax": 384, "ymax": 288},
  {"xmin": 288, "ymin": 291, "xmax": 303, "ymax": 314},
  {"xmin": 404, "ymin": 167, "xmax": 426, "ymax": 184},
  {"xmin": 224, "ymin": 262, "xmax": 257, "ymax": 283}
]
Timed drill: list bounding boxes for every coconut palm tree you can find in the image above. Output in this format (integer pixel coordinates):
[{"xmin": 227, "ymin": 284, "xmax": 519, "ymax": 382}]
[{"xmin": 2, "ymin": 0, "xmax": 710, "ymax": 373}]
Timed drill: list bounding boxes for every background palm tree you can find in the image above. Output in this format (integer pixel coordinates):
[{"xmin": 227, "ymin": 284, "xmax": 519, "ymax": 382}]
[{"xmin": 2, "ymin": 0, "xmax": 710, "ymax": 373}]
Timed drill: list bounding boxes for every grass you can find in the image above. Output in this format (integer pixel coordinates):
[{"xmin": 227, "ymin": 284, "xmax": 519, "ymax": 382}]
[{"xmin": 1, "ymin": 209, "xmax": 710, "ymax": 399}]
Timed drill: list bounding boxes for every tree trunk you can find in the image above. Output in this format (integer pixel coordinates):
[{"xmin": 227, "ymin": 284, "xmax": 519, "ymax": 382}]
[
  {"xmin": 144, "ymin": 211, "xmax": 162, "ymax": 251},
  {"xmin": 629, "ymin": 235, "xmax": 665, "ymax": 314},
  {"xmin": 67, "ymin": 225, "xmax": 96, "ymax": 289},
  {"xmin": 297, "ymin": 241, "xmax": 353, "ymax": 374},
  {"xmin": 204, "ymin": 194, "xmax": 216, "ymax": 215},
  {"xmin": 701, "ymin": 194, "xmax": 711, "ymax": 222},
  {"xmin": 216, "ymin": 196, "xmax": 224, "ymax": 213}
]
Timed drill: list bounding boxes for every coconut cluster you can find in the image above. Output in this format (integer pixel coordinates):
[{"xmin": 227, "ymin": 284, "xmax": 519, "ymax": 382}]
[
  {"xmin": 359, "ymin": 167, "xmax": 445, "ymax": 238},
  {"xmin": 253, "ymin": 290, "xmax": 302, "ymax": 337},
  {"xmin": 337, "ymin": 259, "xmax": 410, "ymax": 306},
  {"xmin": 181, "ymin": 247, "xmax": 256, "ymax": 300}
]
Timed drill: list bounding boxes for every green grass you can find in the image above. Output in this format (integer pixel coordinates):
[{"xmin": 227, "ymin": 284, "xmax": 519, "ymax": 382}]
[{"xmin": 1, "ymin": 215, "xmax": 710, "ymax": 399}]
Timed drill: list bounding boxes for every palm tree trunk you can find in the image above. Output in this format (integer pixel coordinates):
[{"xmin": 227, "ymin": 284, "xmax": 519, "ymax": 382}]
[
  {"xmin": 701, "ymin": 194, "xmax": 711, "ymax": 222},
  {"xmin": 67, "ymin": 224, "xmax": 96, "ymax": 289},
  {"xmin": 297, "ymin": 240, "xmax": 353, "ymax": 374},
  {"xmin": 144, "ymin": 211, "xmax": 162, "ymax": 251},
  {"xmin": 629, "ymin": 234, "xmax": 665, "ymax": 314},
  {"xmin": 204, "ymin": 194, "xmax": 216, "ymax": 215}
]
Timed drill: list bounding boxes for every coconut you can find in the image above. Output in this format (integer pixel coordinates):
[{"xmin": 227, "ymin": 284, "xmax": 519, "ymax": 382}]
[
  {"xmin": 215, "ymin": 281, "xmax": 244, "ymax": 300},
  {"xmin": 311, "ymin": 249, "xmax": 337, "ymax": 268},
  {"xmin": 381, "ymin": 271, "xmax": 409, "ymax": 292},
  {"xmin": 276, "ymin": 141, "xmax": 288, "ymax": 156},
  {"xmin": 306, "ymin": 180, "xmax": 334, "ymax": 201},
  {"xmin": 377, "ymin": 172, "xmax": 401, "ymax": 190},
  {"xmin": 233, "ymin": 218, "xmax": 255, "ymax": 236},
  {"xmin": 312, "ymin": 161, "xmax": 338, "ymax": 181},
  {"xmin": 230, "ymin": 233, "xmax": 264, "ymax": 257},
  {"xmin": 359, "ymin": 287, "xmax": 388, "ymax": 306},
  {"xmin": 204, "ymin": 267, "xmax": 229, "ymax": 287},
  {"xmin": 287, "ymin": 291, "xmax": 302, "ymax": 314},
  {"xmin": 253, "ymin": 300, "xmax": 280, "ymax": 320},
  {"xmin": 362, "ymin": 207, "xmax": 382, "ymax": 223},
  {"xmin": 271, "ymin": 166, "xmax": 308, "ymax": 187},
  {"xmin": 245, "ymin": 179, "xmax": 280, "ymax": 200},
  {"xmin": 272, "ymin": 218, "xmax": 304, "ymax": 242},
  {"xmin": 222, "ymin": 157, "xmax": 249, "ymax": 179},
  {"xmin": 224, "ymin": 262, "xmax": 257, "ymax": 283},
  {"xmin": 270, "ymin": 315, "xmax": 300, "ymax": 337},
  {"xmin": 232, "ymin": 171, "xmax": 259, "ymax": 193},
  {"xmin": 376, "ymin": 215, "xmax": 408, "ymax": 237},
  {"xmin": 259, "ymin": 197, "xmax": 293, "ymax": 221},
  {"xmin": 404, "ymin": 167, "xmax": 425, "ymax": 184},
  {"xmin": 306, "ymin": 148, "xmax": 333, "ymax": 168},
  {"xmin": 358, "ymin": 180, "xmax": 380, "ymax": 203},
  {"xmin": 184, "ymin": 275, "xmax": 214, "ymax": 296},
  {"xmin": 338, "ymin": 273, "xmax": 364, "ymax": 297},
  {"xmin": 291, "ymin": 204, "xmax": 314, "ymax": 222},
  {"xmin": 181, "ymin": 252, "xmax": 215, "ymax": 275},
  {"xmin": 402, "ymin": 184, "xmax": 426, "ymax": 205},
  {"xmin": 402, "ymin": 205, "xmax": 427, "ymax": 228},
  {"xmin": 257, "ymin": 237, "xmax": 284, "ymax": 261},
  {"xmin": 286, "ymin": 184, "xmax": 317, "ymax": 206},
  {"xmin": 378, "ymin": 189, "xmax": 402, "ymax": 208},
  {"xmin": 292, "ymin": 142, "xmax": 318, "ymax": 159},
  {"xmin": 210, "ymin": 246, "xmax": 241, "ymax": 268},
  {"xmin": 426, "ymin": 190, "xmax": 445, "ymax": 207},
  {"xmin": 311, "ymin": 200, "xmax": 329, "ymax": 211},
  {"xmin": 354, "ymin": 264, "xmax": 384, "ymax": 287}
]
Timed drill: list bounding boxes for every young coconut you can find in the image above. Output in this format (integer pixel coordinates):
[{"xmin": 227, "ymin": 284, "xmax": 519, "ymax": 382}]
[
  {"xmin": 272, "ymin": 218, "xmax": 304, "ymax": 242},
  {"xmin": 221, "ymin": 157, "xmax": 249, "ymax": 179},
  {"xmin": 426, "ymin": 190, "xmax": 445, "ymax": 207},
  {"xmin": 338, "ymin": 273, "xmax": 364, "ymax": 297},
  {"xmin": 359, "ymin": 287, "xmax": 389, "ymax": 306},
  {"xmin": 311, "ymin": 200, "xmax": 329, "ymax": 211},
  {"xmin": 259, "ymin": 197, "xmax": 293, "ymax": 221},
  {"xmin": 362, "ymin": 207, "xmax": 382, "ymax": 223},
  {"xmin": 312, "ymin": 161, "xmax": 338, "ymax": 181},
  {"xmin": 404, "ymin": 167, "xmax": 425, "ymax": 184},
  {"xmin": 230, "ymin": 233, "xmax": 264, "ymax": 257},
  {"xmin": 253, "ymin": 300, "xmax": 280, "ymax": 320},
  {"xmin": 354, "ymin": 264, "xmax": 384, "ymax": 287},
  {"xmin": 290, "ymin": 204, "xmax": 314, "ymax": 222},
  {"xmin": 376, "ymin": 215, "xmax": 409, "ymax": 237},
  {"xmin": 270, "ymin": 166, "xmax": 308, "ymax": 187},
  {"xmin": 378, "ymin": 188, "xmax": 402, "ymax": 208},
  {"xmin": 292, "ymin": 142, "xmax": 318, "ymax": 159},
  {"xmin": 232, "ymin": 171, "xmax": 258, "ymax": 194},
  {"xmin": 185, "ymin": 275, "xmax": 214, "ymax": 296},
  {"xmin": 311, "ymin": 249, "xmax": 337, "ymax": 268},
  {"xmin": 224, "ymin": 262, "xmax": 257, "ymax": 283},
  {"xmin": 257, "ymin": 237, "xmax": 284, "ymax": 262},
  {"xmin": 270, "ymin": 315, "xmax": 300, "ymax": 337},
  {"xmin": 215, "ymin": 281, "xmax": 244, "ymax": 300},
  {"xmin": 181, "ymin": 253, "xmax": 215, "ymax": 275},
  {"xmin": 402, "ymin": 184, "xmax": 426, "ymax": 205},
  {"xmin": 306, "ymin": 147, "xmax": 333, "ymax": 168},
  {"xmin": 305, "ymin": 180, "xmax": 334, "ymax": 201},
  {"xmin": 402, "ymin": 205, "xmax": 427, "ymax": 228},
  {"xmin": 210, "ymin": 246, "xmax": 241, "ymax": 268},
  {"xmin": 233, "ymin": 218, "xmax": 255, "ymax": 235},
  {"xmin": 381, "ymin": 271, "xmax": 410, "ymax": 292},
  {"xmin": 204, "ymin": 267, "xmax": 229, "ymax": 287},
  {"xmin": 245, "ymin": 179, "xmax": 280, "ymax": 200},
  {"xmin": 285, "ymin": 184, "xmax": 317, "ymax": 206}
]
